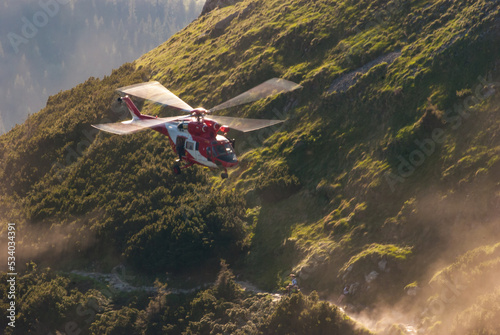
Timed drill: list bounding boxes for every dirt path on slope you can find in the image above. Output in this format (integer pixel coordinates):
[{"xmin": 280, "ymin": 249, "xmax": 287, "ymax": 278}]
[
  {"xmin": 69, "ymin": 267, "xmax": 280, "ymax": 301},
  {"xmin": 70, "ymin": 267, "xmax": 417, "ymax": 333},
  {"xmin": 328, "ymin": 51, "xmax": 401, "ymax": 93}
]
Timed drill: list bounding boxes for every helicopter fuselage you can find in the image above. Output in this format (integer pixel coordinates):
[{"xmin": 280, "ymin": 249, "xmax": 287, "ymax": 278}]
[
  {"xmin": 158, "ymin": 120, "xmax": 238, "ymax": 171},
  {"xmin": 122, "ymin": 96, "xmax": 238, "ymax": 172}
]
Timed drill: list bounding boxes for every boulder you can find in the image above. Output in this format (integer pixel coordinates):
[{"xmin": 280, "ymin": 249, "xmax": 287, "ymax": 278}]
[{"xmin": 365, "ymin": 270, "xmax": 379, "ymax": 283}]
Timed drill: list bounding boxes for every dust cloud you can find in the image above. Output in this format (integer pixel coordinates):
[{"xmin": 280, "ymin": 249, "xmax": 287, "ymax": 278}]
[
  {"xmin": 0, "ymin": 219, "xmax": 97, "ymax": 272},
  {"xmin": 346, "ymin": 186, "xmax": 500, "ymax": 334}
]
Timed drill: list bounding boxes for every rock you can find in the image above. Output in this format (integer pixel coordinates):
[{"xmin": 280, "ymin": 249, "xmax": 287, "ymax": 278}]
[
  {"xmin": 348, "ymin": 282, "xmax": 359, "ymax": 295},
  {"xmin": 238, "ymin": 3, "xmax": 254, "ymax": 19},
  {"xmin": 378, "ymin": 258, "xmax": 388, "ymax": 271},
  {"xmin": 406, "ymin": 286, "xmax": 419, "ymax": 296},
  {"xmin": 405, "ymin": 284, "xmax": 420, "ymax": 296},
  {"xmin": 210, "ymin": 11, "xmax": 240, "ymax": 37},
  {"xmin": 201, "ymin": 0, "xmax": 243, "ymax": 15},
  {"xmin": 214, "ymin": 12, "xmax": 238, "ymax": 30},
  {"xmin": 365, "ymin": 270, "xmax": 379, "ymax": 283}
]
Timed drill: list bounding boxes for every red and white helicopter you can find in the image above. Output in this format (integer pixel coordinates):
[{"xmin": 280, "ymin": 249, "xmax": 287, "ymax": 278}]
[{"xmin": 92, "ymin": 78, "xmax": 301, "ymax": 178}]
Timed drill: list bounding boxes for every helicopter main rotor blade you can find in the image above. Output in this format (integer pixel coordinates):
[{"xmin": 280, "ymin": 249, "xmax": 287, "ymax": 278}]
[
  {"xmin": 209, "ymin": 78, "xmax": 301, "ymax": 112},
  {"xmin": 206, "ymin": 115, "xmax": 284, "ymax": 133},
  {"xmin": 117, "ymin": 81, "xmax": 193, "ymax": 112},
  {"xmin": 92, "ymin": 115, "xmax": 189, "ymax": 135}
]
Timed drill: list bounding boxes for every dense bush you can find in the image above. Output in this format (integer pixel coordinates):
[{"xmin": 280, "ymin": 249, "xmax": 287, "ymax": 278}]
[
  {"xmin": 89, "ymin": 307, "xmax": 141, "ymax": 335},
  {"xmin": 262, "ymin": 292, "xmax": 371, "ymax": 335},
  {"xmin": 124, "ymin": 190, "xmax": 247, "ymax": 272},
  {"xmin": 0, "ymin": 263, "xmax": 108, "ymax": 334}
]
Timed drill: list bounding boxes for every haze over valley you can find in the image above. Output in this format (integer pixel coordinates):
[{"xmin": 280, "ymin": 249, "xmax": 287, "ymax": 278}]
[{"xmin": 0, "ymin": 0, "xmax": 204, "ymax": 133}]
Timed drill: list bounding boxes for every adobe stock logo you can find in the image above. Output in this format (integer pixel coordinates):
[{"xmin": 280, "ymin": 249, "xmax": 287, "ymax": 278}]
[{"xmin": 7, "ymin": 0, "xmax": 72, "ymax": 54}]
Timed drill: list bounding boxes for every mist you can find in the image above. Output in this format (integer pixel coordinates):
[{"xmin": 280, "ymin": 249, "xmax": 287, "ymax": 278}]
[
  {"xmin": 0, "ymin": 0, "xmax": 204, "ymax": 133},
  {"xmin": 346, "ymin": 180, "xmax": 500, "ymax": 334}
]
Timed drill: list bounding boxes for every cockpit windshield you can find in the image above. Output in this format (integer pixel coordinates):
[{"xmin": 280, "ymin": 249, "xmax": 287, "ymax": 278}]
[
  {"xmin": 215, "ymin": 143, "xmax": 233, "ymax": 156},
  {"xmin": 213, "ymin": 142, "xmax": 236, "ymax": 162}
]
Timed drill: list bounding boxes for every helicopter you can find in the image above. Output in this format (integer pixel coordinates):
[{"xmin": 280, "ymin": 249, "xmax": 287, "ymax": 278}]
[{"xmin": 92, "ymin": 78, "xmax": 301, "ymax": 178}]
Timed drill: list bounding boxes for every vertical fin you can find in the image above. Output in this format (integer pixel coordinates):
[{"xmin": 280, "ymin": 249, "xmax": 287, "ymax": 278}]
[{"xmin": 119, "ymin": 95, "xmax": 142, "ymax": 119}]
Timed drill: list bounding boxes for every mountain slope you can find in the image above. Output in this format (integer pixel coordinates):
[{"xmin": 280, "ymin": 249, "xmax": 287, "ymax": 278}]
[{"xmin": 1, "ymin": 0, "xmax": 500, "ymax": 333}]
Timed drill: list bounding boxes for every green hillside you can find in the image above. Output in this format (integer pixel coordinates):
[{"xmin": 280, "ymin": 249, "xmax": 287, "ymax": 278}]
[{"xmin": 1, "ymin": 0, "xmax": 500, "ymax": 334}]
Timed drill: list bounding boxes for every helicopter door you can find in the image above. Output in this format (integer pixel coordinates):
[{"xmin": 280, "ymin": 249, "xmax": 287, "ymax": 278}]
[
  {"xmin": 176, "ymin": 136, "xmax": 186, "ymax": 158},
  {"xmin": 206, "ymin": 146, "xmax": 213, "ymax": 161},
  {"xmin": 186, "ymin": 140, "xmax": 203, "ymax": 162}
]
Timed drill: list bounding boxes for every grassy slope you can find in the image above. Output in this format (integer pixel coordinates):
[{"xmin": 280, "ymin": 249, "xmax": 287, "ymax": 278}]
[
  {"xmin": 137, "ymin": 0, "xmax": 500, "ymax": 331},
  {"xmin": 0, "ymin": 0, "xmax": 500, "ymax": 333}
]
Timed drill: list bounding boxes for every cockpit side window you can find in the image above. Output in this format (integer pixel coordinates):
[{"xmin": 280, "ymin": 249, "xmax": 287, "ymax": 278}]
[{"xmin": 224, "ymin": 143, "xmax": 234, "ymax": 153}]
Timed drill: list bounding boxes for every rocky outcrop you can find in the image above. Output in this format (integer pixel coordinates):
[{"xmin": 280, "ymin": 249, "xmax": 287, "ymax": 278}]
[{"xmin": 201, "ymin": 0, "xmax": 243, "ymax": 15}]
